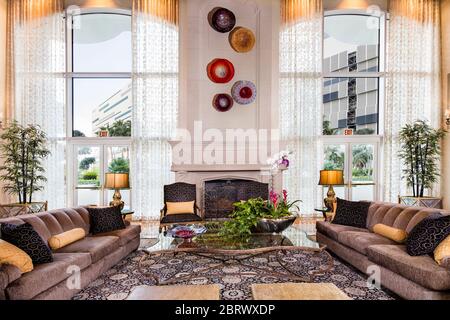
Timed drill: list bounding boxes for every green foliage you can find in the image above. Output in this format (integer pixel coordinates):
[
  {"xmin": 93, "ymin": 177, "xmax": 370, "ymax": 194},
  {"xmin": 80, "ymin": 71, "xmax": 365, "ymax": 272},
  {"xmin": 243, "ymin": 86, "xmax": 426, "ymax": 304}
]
[
  {"xmin": 355, "ymin": 128, "xmax": 375, "ymax": 135},
  {"xmin": 82, "ymin": 170, "xmax": 98, "ymax": 181},
  {"xmin": 0, "ymin": 121, "xmax": 51, "ymax": 203},
  {"xmin": 219, "ymin": 194, "xmax": 301, "ymax": 240},
  {"xmin": 100, "ymin": 120, "xmax": 131, "ymax": 137},
  {"xmin": 73, "ymin": 130, "xmax": 85, "ymax": 137},
  {"xmin": 79, "ymin": 157, "xmax": 96, "ymax": 170},
  {"xmin": 323, "ymin": 119, "xmax": 337, "ymax": 135},
  {"xmin": 398, "ymin": 120, "xmax": 446, "ymax": 197},
  {"xmin": 324, "ymin": 145, "xmax": 344, "ymax": 170},
  {"xmin": 108, "ymin": 158, "xmax": 129, "ymax": 173}
]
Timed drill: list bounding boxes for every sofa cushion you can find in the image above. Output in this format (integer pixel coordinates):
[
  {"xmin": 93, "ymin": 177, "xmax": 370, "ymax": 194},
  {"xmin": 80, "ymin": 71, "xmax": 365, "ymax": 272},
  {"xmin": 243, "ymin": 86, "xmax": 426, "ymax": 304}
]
[
  {"xmin": 373, "ymin": 224, "xmax": 408, "ymax": 243},
  {"xmin": 434, "ymin": 235, "xmax": 450, "ymax": 266},
  {"xmin": 1, "ymin": 222, "xmax": 53, "ymax": 264},
  {"xmin": 55, "ymin": 236, "xmax": 120, "ymax": 263},
  {"xmin": 367, "ymin": 244, "xmax": 450, "ymax": 291},
  {"xmin": 332, "ymin": 198, "xmax": 371, "ymax": 228},
  {"xmin": 88, "ymin": 206, "xmax": 126, "ymax": 235},
  {"xmin": 161, "ymin": 213, "xmax": 202, "ymax": 224},
  {"xmin": 316, "ymin": 221, "xmax": 368, "ymax": 241},
  {"xmin": 0, "ymin": 239, "xmax": 34, "ymax": 273},
  {"xmin": 48, "ymin": 228, "xmax": 86, "ymax": 250},
  {"xmin": 94, "ymin": 224, "xmax": 141, "ymax": 247},
  {"xmin": 406, "ymin": 213, "xmax": 450, "ymax": 256},
  {"xmin": 338, "ymin": 231, "xmax": 397, "ymax": 255},
  {"xmin": 5, "ymin": 252, "xmax": 91, "ymax": 300}
]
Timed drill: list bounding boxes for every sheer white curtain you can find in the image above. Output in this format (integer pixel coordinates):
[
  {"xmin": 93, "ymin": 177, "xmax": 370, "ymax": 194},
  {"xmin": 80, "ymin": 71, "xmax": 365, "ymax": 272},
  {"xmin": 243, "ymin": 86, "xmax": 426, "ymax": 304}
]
[
  {"xmin": 384, "ymin": 0, "xmax": 441, "ymax": 201},
  {"xmin": 131, "ymin": 0, "xmax": 178, "ymax": 220},
  {"xmin": 279, "ymin": 0, "xmax": 323, "ymax": 214},
  {"xmin": 6, "ymin": 0, "xmax": 66, "ymax": 208}
]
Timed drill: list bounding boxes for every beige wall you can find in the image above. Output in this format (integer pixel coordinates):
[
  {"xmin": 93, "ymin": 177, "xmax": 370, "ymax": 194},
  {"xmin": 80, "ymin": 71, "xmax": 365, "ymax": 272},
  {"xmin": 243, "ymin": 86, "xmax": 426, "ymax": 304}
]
[
  {"xmin": 65, "ymin": 0, "xmax": 131, "ymax": 9},
  {"xmin": 441, "ymin": 0, "xmax": 450, "ymax": 209},
  {"xmin": 324, "ymin": 0, "xmax": 388, "ymax": 11}
]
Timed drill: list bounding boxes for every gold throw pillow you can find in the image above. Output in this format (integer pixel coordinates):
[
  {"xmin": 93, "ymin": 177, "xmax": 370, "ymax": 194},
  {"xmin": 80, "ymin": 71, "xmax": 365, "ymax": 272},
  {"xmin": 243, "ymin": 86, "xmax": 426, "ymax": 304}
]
[
  {"xmin": 166, "ymin": 201, "xmax": 195, "ymax": 215},
  {"xmin": 373, "ymin": 224, "xmax": 408, "ymax": 243},
  {"xmin": 0, "ymin": 239, "xmax": 33, "ymax": 273},
  {"xmin": 48, "ymin": 228, "xmax": 86, "ymax": 250},
  {"xmin": 434, "ymin": 235, "xmax": 450, "ymax": 266}
]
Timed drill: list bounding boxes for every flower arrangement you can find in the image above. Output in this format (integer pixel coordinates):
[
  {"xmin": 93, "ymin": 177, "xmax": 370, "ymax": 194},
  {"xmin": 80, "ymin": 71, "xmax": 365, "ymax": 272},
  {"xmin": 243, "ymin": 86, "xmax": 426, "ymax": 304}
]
[
  {"xmin": 219, "ymin": 190, "xmax": 301, "ymax": 239},
  {"xmin": 267, "ymin": 150, "xmax": 292, "ymax": 170}
]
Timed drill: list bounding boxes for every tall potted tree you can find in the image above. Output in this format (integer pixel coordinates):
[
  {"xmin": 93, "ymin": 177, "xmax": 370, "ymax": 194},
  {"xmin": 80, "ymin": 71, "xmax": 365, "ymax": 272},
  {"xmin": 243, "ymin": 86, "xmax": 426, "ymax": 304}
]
[
  {"xmin": 398, "ymin": 120, "xmax": 446, "ymax": 208},
  {"xmin": 0, "ymin": 121, "xmax": 50, "ymax": 216}
]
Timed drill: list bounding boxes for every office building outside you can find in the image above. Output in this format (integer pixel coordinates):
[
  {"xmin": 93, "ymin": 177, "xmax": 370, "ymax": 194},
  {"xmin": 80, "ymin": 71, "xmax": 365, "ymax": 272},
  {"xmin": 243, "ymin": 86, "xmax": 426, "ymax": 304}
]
[
  {"xmin": 92, "ymin": 82, "xmax": 132, "ymax": 134},
  {"xmin": 323, "ymin": 44, "xmax": 379, "ymax": 135}
]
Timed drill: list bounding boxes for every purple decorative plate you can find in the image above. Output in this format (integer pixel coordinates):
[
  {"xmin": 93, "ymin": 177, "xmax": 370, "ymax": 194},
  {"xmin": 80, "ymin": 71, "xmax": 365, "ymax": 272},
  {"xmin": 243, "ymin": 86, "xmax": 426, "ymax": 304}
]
[
  {"xmin": 213, "ymin": 94, "xmax": 234, "ymax": 112},
  {"xmin": 208, "ymin": 7, "xmax": 236, "ymax": 33},
  {"xmin": 231, "ymin": 81, "xmax": 257, "ymax": 105}
]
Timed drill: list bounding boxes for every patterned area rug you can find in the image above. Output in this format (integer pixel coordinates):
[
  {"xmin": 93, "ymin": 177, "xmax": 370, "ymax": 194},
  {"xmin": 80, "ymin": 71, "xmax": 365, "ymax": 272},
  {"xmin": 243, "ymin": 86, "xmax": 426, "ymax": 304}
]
[{"xmin": 73, "ymin": 249, "xmax": 396, "ymax": 300}]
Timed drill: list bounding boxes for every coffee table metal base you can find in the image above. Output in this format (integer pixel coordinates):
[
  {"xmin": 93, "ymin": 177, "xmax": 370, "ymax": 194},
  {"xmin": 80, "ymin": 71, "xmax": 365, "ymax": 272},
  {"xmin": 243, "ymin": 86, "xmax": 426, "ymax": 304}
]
[{"xmin": 139, "ymin": 248, "xmax": 334, "ymax": 286}]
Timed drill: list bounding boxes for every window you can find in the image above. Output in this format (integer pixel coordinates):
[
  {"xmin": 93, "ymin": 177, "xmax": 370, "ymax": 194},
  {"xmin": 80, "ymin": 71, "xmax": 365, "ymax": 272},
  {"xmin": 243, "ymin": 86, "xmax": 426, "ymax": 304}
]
[
  {"xmin": 322, "ymin": 11, "xmax": 385, "ymax": 201},
  {"xmin": 323, "ymin": 13, "xmax": 383, "ymax": 136},
  {"xmin": 70, "ymin": 12, "xmax": 132, "ymax": 138},
  {"xmin": 67, "ymin": 10, "xmax": 132, "ymax": 208}
]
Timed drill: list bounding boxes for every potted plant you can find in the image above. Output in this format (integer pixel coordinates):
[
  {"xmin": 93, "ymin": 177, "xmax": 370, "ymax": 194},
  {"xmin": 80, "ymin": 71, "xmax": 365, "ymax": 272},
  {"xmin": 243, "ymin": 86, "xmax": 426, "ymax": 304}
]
[
  {"xmin": 220, "ymin": 190, "xmax": 301, "ymax": 239},
  {"xmin": 398, "ymin": 120, "xmax": 446, "ymax": 208},
  {"xmin": 0, "ymin": 121, "xmax": 50, "ymax": 216}
]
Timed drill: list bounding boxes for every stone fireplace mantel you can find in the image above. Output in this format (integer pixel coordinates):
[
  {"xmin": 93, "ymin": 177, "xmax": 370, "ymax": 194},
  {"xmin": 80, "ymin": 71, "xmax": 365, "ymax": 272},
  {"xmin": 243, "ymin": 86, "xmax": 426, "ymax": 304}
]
[{"xmin": 171, "ymin": 164, "xmax": 286, "ymax": 218}]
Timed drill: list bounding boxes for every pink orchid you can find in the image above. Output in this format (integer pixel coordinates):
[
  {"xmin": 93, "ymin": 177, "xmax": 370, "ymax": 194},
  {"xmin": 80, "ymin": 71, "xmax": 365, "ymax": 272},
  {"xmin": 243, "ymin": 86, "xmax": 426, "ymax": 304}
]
[
  {"xmin": 269, "ymin": 191, "xmax": 278, "ymax": 208},
  {"xmin": 282, "ymin": 189, "xmax": 288, "ymax": 203}
]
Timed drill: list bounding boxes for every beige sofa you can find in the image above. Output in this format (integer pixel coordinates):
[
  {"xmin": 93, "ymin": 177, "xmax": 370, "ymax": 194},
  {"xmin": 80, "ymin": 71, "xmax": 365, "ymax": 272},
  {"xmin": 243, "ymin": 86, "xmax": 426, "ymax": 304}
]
[
  {"xmin": 0, "ymin": 207, "xmax": 140, "ymax": 300},
  {"xmin": 316, "ymin": 201, "xmax": 450, "ymax": 300}
]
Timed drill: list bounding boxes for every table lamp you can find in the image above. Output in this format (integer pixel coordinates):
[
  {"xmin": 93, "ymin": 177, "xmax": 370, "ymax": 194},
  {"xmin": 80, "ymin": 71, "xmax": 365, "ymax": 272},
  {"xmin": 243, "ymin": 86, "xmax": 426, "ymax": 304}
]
[
  {"xmin": 318, "ymin": 170, "xmax": 344, "ymax": 212},
  {"xmin": 104, "ymin": 173, "xmax": 130, "ymax": 211}
]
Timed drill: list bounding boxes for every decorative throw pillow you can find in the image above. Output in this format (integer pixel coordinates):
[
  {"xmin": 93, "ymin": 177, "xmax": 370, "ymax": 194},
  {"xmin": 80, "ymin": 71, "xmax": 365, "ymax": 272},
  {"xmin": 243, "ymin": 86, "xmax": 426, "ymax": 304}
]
[
  {"xmin": 0, "ymin": 239, "xmax": 34, "ymax": 273},
  {"xmin": 48, "ymin": 228, "xmax": 86, "ymax": 250},
  {"xmin": 166, "ymin": 201, "xmax": 195, "ymax": 215},
  {"xmin": 1, "ymin": 223, "xmax": 53, "ymax": 264},
  {"xmin": 332, "ymin": 198, "xmax": 371, "ymax": 228},
  {"xmin": 434, "ymin": 234, "xmax": 450, "ymax": 266},
  {"xmin": 373, "ymin": 224, "xmax": 408, "ymax": 243},
  {"xmin": 88, "ymin": 206, "xmax": 125, "ymax": 235},
  {"xmin": 406, "ymin": 213, "xmax": 450, "ymax": 256}
]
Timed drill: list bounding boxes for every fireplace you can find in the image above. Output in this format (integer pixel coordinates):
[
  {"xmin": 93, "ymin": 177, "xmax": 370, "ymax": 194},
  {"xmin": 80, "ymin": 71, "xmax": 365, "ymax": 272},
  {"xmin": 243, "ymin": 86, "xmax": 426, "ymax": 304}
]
[{"xmin": 204, "ymin": 179, "xmax": 269, "ymax": 219}]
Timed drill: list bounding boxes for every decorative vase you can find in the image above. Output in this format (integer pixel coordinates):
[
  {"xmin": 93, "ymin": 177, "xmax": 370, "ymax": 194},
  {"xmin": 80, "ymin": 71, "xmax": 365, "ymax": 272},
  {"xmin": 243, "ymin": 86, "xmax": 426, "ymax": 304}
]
[{"xmin": 252, "ymin": 214, "xmax": 297, "ymax": 233}]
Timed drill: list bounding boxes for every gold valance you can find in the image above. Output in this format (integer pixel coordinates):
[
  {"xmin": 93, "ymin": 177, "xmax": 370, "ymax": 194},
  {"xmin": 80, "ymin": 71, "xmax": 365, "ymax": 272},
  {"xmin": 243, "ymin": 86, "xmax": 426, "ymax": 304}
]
[{"xmin": 133, "ymin": 0, "xmax": 179, "ymax": 26}]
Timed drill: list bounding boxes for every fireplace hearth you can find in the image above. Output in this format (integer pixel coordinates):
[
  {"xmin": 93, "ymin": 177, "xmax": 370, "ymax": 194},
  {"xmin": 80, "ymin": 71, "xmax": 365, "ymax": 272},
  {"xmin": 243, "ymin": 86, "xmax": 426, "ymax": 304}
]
[{"xmin": 204, "ymin": 179, "xmax": 269, "ymax": 219}]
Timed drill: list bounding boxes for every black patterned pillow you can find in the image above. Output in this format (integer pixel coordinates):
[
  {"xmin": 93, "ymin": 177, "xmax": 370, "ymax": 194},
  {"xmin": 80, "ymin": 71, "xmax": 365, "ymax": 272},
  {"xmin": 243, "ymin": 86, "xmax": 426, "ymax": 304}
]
[
  {"xmin": 332, "ymin": 198, "xmax": 371, "ymax": 228},
  {"xmin": 406, "ymin": 213, "xmax": 450, "ymax": 256},
  {"xmin": 1, "ymin": 222, "xmax": 53, "ymax": 264},
  {"xmin": 88, "ymin": 206, "xmax": 125, "ymax": 235}
]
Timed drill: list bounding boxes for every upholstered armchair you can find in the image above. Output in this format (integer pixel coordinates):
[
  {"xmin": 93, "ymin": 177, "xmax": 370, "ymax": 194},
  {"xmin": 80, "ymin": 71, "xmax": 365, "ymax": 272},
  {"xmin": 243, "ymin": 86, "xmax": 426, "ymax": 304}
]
[{"xmin": 160, "ymin": 183, "xmax": 202, "ymax": 229}]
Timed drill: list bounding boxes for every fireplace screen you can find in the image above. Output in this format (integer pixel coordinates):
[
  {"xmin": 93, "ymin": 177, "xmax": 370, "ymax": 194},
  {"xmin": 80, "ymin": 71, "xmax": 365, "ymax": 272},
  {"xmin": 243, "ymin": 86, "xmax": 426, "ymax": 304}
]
[{"xmin": 204, "ymin": 179, "xmax": 269, "ymax": 219}]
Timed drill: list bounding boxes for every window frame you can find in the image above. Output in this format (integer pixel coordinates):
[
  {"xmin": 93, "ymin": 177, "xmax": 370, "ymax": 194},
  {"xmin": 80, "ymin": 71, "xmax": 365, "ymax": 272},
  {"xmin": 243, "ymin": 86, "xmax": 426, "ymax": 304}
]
[
  {"xmin": 65, "ymin": 8, "xmax": 132, "ymax": 207},
  {"xmin": 322, "ymin": 9, "xmax": 387, "ymax": 202}
]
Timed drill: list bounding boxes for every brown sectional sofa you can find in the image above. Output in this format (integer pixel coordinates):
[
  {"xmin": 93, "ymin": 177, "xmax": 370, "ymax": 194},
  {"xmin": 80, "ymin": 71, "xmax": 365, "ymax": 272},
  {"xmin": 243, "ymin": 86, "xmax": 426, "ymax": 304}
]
[
  {"xmin": 316, "ymin": 201, "xmax": 450, "ymax": 300},
  {"xmin": 0, "ymin": 207, "xmax": 141, "ymax": 300}
]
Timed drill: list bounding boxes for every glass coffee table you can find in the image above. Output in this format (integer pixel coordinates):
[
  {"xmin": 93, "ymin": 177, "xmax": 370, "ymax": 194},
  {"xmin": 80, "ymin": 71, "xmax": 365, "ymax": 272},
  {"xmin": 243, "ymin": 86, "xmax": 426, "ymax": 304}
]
[{"xmin": 139, "ymin": 222, "xmax": 333, "ymax": 285}]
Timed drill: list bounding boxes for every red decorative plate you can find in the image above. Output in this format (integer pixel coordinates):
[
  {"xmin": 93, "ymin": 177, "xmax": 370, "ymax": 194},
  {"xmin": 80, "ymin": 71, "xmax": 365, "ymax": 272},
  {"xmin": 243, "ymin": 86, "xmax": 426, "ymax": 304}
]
[
  {"xmin": 207, "ymin": 58, "xmax": 235, "ymax": 83},
  {"xmin": 212, "ymin": 94, "xmax": 234, "ymax": 112},
  {"xmin": 231, "ymin": 81, "xmax": 257, "ymax": 105}
]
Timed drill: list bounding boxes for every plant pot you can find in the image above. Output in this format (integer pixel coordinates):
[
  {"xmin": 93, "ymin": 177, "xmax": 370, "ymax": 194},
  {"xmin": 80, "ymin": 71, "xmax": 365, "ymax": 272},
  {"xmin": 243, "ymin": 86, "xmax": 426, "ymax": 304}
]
[
  {"xmin": 0, "ymin": 201, "xmax": 48, "ymax": 218},
  {"xmin": 398, "ymin": 196, "xmax": 442, "ymax": 209},
  {"xmin": 252, "ymin": 214, "xmax": 297, "ymax": 233}
]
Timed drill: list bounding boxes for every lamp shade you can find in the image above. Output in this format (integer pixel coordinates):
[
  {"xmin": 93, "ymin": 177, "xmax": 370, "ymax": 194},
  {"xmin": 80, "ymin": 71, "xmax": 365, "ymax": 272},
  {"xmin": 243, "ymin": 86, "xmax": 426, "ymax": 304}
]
[
  {"xmin": 318, "ymin": 170, "xmax": 344, "ymax": 186},
  {"xmin": 104, "ymin": 173, "xmax": 130, "ymax": 189}
]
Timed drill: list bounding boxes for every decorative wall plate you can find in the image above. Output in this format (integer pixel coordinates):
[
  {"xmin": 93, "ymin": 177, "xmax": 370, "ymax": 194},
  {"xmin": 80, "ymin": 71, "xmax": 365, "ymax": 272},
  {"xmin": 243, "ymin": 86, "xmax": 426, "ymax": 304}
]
[
  {"xmin": 231, "ymin": 81, "xmax": 257, "ymax": 105},
  {"xmin": 212, "ymin": 94, "xmax": 234, "ymax": 112},
  {"xmin": 207, "ymin": 59, "xmax": 235, "ymax": 83},
  {"xmin": 208, "ymin": 7, "xmax": 236, "ymax": 33},
  {"xmin": 229, "ymin": 27, "xmax": 256, "ymax": 53}
]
